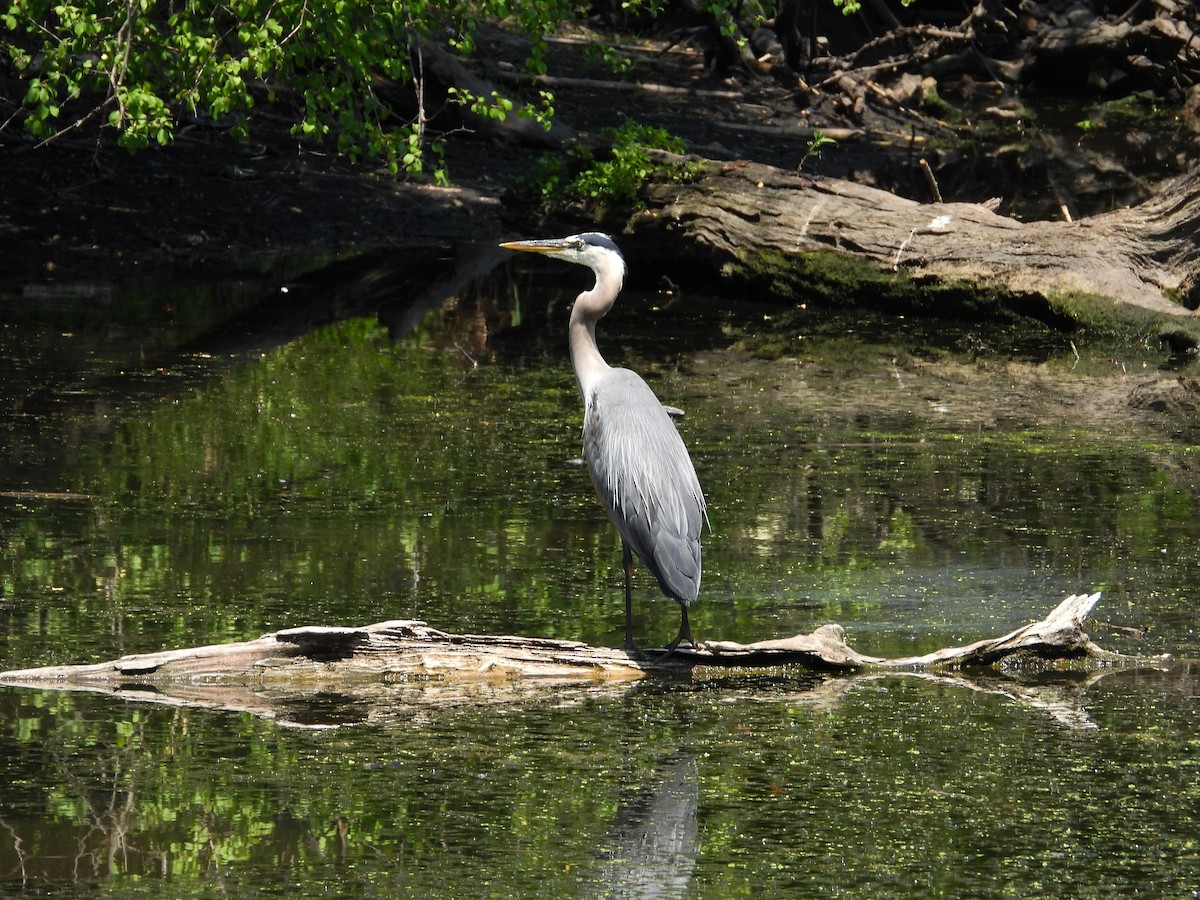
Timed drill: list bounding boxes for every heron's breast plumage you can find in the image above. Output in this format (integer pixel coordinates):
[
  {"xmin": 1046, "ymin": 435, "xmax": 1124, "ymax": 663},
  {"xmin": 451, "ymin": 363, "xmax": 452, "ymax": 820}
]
[{"xmin": 583, "ymin": 368, "xmax": 706, "ymax": 605}]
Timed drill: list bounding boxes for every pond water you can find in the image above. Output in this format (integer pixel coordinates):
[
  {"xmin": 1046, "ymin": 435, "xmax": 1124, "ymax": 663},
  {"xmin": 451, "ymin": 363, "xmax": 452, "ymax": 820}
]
[{"xmin": 2, "ymin": 251, "xmax": 1199, "ymax": 897}]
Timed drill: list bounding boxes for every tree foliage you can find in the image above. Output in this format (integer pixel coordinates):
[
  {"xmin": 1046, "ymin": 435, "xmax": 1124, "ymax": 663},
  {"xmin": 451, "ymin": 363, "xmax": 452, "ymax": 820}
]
[
  {"xmin": 515, "ymin": 118, "xmax": 704, "ymax": 213},
  {"xmin": 1, "ymin": 0, "xmax": 581, "ymax": 174}
]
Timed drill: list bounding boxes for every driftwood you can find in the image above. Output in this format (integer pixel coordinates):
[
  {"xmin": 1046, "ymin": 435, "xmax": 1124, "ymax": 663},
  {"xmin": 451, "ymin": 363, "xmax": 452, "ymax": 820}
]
[
  {"xmin": 703, "ymin": 591, "xmax": 1162, "ymax": 671},
  {"xmin": 0, "ymin": 592, "xmax": 1168, "ymax": 689},
  {"xmin": 0, "ymin": 592, "xmax": 1175, "ymax": 728},
  {"xmin": 625, "ymin": 158, "xmax": 1200, "ymax": 326}
]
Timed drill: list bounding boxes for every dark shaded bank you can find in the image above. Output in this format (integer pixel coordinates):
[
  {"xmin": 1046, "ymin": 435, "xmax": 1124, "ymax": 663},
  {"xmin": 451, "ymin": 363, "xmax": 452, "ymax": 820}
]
[
  {"xmin": 4, "ymin": 6, "xmax": 1199, "ymax": 351},
  {"xmin": 0, "ymin": 122, "xmax": 514, "ymax": 284}
]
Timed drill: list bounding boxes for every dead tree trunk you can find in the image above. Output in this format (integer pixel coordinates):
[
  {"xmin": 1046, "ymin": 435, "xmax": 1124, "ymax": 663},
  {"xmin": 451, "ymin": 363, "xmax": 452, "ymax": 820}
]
[
  {"xmin": 625, "ymin": 159, "xmax": 1200, "ymax": 331},
  {"xmin": 0, "ymin": 593, "xmax": 1176, "ymax": 727},
  {"xmin": 0, "ymin": 592, "xmax": 1169, "ymax": 695}
]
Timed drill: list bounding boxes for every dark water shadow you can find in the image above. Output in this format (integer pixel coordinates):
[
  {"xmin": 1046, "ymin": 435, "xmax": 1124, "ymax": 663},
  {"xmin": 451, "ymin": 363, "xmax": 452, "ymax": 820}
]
[
  {"xmin": 185, "ymin": 240, "xmax": 511, "ymax": 358},
  {"xmin": 0, "ymin": 241, "xmax": 517, "ymax": 485}
]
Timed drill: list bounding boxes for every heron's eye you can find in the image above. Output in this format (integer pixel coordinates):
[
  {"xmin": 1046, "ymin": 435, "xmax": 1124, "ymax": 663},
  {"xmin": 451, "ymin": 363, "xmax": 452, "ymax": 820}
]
[{"xmin": 571, "ymin": 239, "xmax": 584, "ymax": 250}]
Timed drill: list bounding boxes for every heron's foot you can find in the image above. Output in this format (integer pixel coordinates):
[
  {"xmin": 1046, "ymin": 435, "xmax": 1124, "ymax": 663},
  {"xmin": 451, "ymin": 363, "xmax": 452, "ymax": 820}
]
[
  {"xmin": 622, "ymin": 636, "xmax": 644, "ymax": 658},
  {"xmin": 654, "ymin": 633, "xmax": 705, "ymax": 663}
]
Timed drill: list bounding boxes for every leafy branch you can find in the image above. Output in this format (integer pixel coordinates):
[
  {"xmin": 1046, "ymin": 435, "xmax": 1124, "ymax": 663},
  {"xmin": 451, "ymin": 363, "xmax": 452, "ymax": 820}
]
[
  {"xmin": 515, "ymin": 118, "xmax": 703, "ymax": 211},
  {"xmin": 0, "ymin": 0, "xmax": 583, "ymax": 176}
]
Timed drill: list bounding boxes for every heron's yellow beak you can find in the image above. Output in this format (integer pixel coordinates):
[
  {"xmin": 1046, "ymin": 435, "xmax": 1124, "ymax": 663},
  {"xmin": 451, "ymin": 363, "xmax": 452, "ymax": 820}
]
[{"xmin": 499, "ymin": 238, "xmax": 572, "ymax": 255}]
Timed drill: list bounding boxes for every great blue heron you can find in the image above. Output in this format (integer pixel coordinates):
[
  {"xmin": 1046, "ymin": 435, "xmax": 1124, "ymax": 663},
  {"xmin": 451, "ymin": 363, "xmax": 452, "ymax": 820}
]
[{"xmin": 500, "ymin": 233, "xmax": 708, "ymax": 652}]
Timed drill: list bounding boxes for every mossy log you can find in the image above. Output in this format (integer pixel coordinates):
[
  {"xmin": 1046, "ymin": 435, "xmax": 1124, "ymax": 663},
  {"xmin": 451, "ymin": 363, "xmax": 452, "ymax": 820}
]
[{"xmin": 624, "ymin": 158, "xmax": 1200, "ymax": 339}]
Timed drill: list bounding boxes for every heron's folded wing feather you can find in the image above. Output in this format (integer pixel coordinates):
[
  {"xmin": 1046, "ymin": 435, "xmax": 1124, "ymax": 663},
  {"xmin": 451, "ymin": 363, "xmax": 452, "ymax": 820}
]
[{"xmin": 583, "ymin": 369, "xmax": 705, "ymax": 603}]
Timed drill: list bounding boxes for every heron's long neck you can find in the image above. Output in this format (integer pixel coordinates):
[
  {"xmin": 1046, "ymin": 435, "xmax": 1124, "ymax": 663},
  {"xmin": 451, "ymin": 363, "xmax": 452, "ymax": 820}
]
[
  {"xmin": 569, "ymin": 258, "xmax": 624, "ymax": 403},
  {"xmin": 569, "ymin": 299, "xmax": 608, "ymax": 404}
]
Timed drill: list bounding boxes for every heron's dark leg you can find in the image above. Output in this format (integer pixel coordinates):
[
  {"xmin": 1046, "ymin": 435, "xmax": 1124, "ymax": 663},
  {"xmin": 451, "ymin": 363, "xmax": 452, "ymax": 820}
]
[
  {"xmin": 661, "ymin": 604, "xmax": 704, "ymax": 658},
  {"xmin": 621, "ymin": 541, "xmax": 639, "ymax": 652}
]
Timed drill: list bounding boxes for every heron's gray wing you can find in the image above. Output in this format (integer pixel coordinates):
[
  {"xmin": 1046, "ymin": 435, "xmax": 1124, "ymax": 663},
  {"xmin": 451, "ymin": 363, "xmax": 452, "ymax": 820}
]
[{"xmin": 583, "ymin": 369, "xmax": 706, "ymax": 604}]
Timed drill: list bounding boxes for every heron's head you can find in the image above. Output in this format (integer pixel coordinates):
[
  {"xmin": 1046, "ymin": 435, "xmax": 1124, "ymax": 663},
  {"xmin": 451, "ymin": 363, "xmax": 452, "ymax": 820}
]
[{"xmin": 500, "ymin": 232, "xmax": 625, "ymax": 275}]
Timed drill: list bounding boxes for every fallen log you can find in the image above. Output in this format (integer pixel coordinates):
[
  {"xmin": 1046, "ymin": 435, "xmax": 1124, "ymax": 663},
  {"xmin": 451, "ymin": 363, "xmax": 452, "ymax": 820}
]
[
  {"xmin": 0, "ymin": 592, "xmax": 1167, "ymax": 688},
  {"xmin": 493, "ymin": 69, "xmax": 745, "ymax": 101},
  {"xmin": 621, "ymin": 157, "xmax": 1200, "ymax": 338},
  {"xmin": 701, "ymin": 591, "xmax": 1160, "ymax": 671},
  {"xmin": 0, "ymin": 593, "xmax": 1173, "ymax": 727}
]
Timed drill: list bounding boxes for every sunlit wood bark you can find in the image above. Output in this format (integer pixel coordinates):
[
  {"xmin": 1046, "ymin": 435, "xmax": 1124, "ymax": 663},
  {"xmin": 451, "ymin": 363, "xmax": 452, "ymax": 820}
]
[
  {"xmin": 0, "ymin": 593, "xmax": 1168, "ymax": 695},
  {"xmin": 626, "ymin": 160, "xmax": 1200, "ymax": 321}
]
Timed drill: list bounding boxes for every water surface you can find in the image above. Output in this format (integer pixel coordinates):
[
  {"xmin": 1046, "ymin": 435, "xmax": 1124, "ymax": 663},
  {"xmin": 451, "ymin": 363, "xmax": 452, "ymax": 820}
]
[{"xmin": 2, "ymin": 254, "xmax": 1198, "ymax": 896}]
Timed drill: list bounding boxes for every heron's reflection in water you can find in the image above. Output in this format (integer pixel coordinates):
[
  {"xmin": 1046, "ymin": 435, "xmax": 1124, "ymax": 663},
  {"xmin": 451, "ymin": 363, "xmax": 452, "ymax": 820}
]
[{"xmin": 586, "ymin": 753, "xmax": 700, "ymax": 899}]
